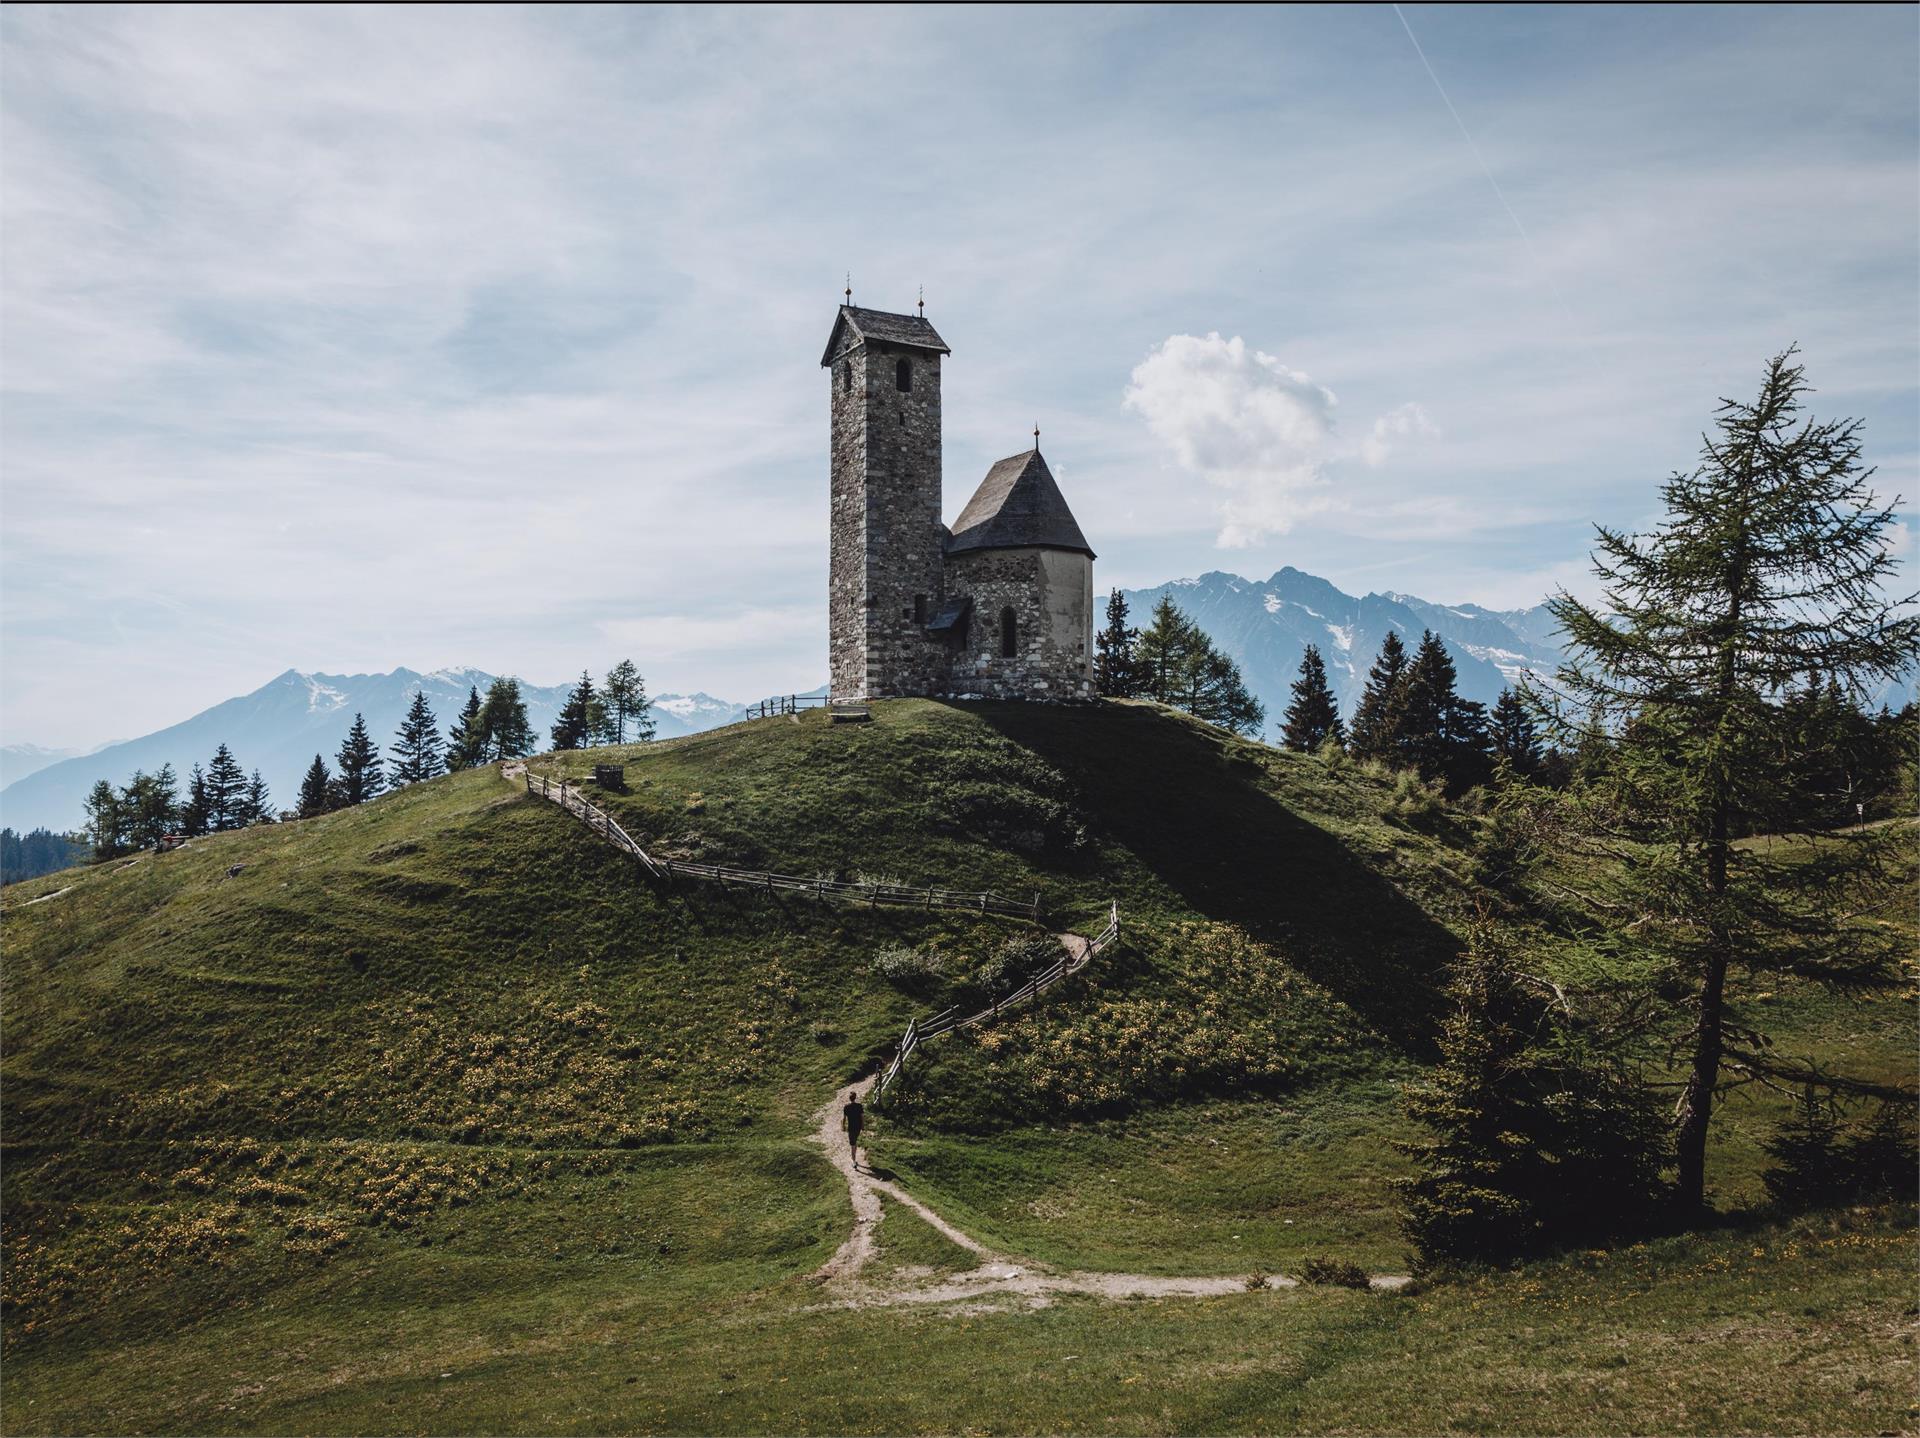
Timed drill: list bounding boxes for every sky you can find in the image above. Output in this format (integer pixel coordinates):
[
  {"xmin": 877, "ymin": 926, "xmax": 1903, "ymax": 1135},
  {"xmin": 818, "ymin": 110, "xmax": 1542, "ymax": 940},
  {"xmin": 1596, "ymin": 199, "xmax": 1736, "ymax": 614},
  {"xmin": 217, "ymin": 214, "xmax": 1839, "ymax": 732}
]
[{"xmin": 3, "ymin": 4, "xmax": 1915, "ymax": 749}]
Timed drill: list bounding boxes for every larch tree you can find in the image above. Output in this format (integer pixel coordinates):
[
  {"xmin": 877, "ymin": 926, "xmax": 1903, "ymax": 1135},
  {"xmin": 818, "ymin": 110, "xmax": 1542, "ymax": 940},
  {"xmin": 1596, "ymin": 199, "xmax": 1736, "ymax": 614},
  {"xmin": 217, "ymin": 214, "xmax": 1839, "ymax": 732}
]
[
  {"xmin": 1094, "ymin": 588, "xmax": 1140, "ymax": 698},
  {"xmin": 479, "ymin": 677, "xmax": 536, "ymax": 760},
  {"xmin": 1544, "ymin": 347, "xmax": 1919, "ymax": 1213},
  {"xmin": 601, "ymin": 660, "xmax": 653, "ymax": 744},
  {"xmin": 1281, "ymin": 644, "xmax": 1345, "ymax": 752}
]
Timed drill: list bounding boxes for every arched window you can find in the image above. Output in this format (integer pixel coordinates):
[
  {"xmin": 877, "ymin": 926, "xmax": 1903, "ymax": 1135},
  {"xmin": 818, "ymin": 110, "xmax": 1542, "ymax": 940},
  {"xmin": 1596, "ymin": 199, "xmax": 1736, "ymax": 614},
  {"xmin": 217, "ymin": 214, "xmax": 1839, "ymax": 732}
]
[
  {"xmin": 999, "ymin": 606, "xmax": 1018, "ymax": 659},
  {"xmin": 895, "ymin": 358, "xmax": 912, "ymax": 393}
]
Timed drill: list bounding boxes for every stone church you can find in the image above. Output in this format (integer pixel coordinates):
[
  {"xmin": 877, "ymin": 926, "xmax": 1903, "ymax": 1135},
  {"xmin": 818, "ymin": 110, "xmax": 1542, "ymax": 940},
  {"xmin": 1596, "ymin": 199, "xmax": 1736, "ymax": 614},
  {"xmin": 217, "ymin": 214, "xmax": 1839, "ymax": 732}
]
[{"xmin": 823, "ymin": 302, "xmax": 1095, "ymax": 702}]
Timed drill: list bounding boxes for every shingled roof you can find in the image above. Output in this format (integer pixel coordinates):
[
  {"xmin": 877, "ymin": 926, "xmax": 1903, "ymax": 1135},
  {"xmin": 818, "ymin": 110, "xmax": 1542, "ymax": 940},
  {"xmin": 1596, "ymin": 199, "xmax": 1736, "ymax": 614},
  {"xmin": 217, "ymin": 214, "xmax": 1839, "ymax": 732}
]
[
  {"xmin": 946, "ymin": 450, "xmax": 1095, "ymax": 559},
  {"xmin": 820, "ymin": 305, "xmax": 951, "ymax": 367}
]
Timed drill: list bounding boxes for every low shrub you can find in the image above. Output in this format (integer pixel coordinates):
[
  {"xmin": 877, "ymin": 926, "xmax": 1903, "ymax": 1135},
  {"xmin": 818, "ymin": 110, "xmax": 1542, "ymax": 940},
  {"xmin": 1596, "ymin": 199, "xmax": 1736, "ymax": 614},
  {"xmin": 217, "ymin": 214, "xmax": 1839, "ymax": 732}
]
[{"xmin": 1298, "ymin": 1256, "xmax": 1370, "ymax": 1289}]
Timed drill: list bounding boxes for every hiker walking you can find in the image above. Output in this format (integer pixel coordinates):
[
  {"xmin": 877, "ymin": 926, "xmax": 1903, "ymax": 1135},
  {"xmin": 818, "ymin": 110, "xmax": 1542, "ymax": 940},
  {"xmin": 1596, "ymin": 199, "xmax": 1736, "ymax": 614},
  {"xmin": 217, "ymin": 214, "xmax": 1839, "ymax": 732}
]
[{"xmin": 842, "ymin": 1090, "xmax": 864, "ymax": 1168}]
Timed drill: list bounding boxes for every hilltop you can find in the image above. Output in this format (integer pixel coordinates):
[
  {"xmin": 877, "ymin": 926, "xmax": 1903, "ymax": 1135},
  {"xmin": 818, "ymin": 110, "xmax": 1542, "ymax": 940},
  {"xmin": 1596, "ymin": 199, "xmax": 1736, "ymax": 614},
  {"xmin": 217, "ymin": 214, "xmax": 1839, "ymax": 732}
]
[{"xmin": 3, "ymin": 700, "xmax": 1911, "ymax": 1434}]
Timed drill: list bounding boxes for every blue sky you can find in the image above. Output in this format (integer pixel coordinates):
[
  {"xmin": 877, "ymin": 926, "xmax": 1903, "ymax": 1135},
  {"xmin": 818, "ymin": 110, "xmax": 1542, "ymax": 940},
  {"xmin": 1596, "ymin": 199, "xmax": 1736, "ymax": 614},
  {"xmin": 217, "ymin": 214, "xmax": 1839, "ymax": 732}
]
[{"xmin": 3, "ymin": 4, "xmax": 1914, "ymax": 748}]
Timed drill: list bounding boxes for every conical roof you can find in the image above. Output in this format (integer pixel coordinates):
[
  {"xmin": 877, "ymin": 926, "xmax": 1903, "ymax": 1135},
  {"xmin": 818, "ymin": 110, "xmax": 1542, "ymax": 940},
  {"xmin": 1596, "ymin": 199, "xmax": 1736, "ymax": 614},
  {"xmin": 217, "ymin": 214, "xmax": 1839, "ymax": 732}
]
[{"xmin": 946, "ymin": 450, "xmax": 1094, "ymax": 558}]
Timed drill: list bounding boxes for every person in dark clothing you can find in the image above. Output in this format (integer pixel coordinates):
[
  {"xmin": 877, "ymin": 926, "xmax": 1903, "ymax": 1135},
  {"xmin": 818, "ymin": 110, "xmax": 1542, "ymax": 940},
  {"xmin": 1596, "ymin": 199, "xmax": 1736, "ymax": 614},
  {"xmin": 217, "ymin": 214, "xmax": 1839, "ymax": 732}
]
[{"xmin": 842, "ymin": 1091, "xmax": 864, "ymax": 1168}]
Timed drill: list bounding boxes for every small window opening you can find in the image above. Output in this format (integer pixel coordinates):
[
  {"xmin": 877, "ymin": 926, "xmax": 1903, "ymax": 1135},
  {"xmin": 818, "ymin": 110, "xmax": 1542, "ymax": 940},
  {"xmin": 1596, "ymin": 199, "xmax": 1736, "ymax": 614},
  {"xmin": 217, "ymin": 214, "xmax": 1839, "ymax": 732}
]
[
  {"xmin": 842, "ymin": 363, "xmax": 851, "ymax": 393},
  {"xmin": 895, "ymin": 358, "xmax": 912, "ymax": 393},
  {"xmin": 999, "ymin": 606, "xmax": 1018, "ymax": 659},
  {"xmin": 913, "ymin": 594, "xmax": 928, "ymax": 625}
]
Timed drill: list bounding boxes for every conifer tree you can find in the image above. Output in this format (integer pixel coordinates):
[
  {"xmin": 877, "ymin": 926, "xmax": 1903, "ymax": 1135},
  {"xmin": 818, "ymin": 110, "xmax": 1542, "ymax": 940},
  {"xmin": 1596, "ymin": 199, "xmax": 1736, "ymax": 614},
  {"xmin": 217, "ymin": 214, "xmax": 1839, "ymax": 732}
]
[
  {"xmin": 1281, "ymin": 644, "xmax": 1345, "ymax": 752},
  {"xmin": 182, "ymin": 763, "xmax": 210, "ymax": 838},
  {"xmin": 204, "ymin": 744, "xmax": 247, "ymax": 831},
  {"xmin": 1545, "ymin": 347, "xmax": 1920, "ymax": 1212},
  {"xmin": 445, "ymin": 685, "xmax": 487, "ymax": 772},
  {"xmin": 1397, "ymin": 924, "xmax": 1669, "ymax": 1269},
  {"xmin": 1489, "ymin": 689, "xmax": 1543, "ymax": 778},
  {"xmin": 1349, "ymin": 631, "xmax": 1410, "ymax": 761},
  {"xmin": 123, "ymin": 764, "xmax": 180, "ymax": 848},
  {"xmin": 242, "ymin": 770, "xmax": 273, "ymax": 825},
  {"xmin": 83, "ymin": 778, "xmax": 127, "ymax": 860},
  {"xmin": 335, "ymin": 714, "xmax": 385, "ymax": 805},
  {"xmin": 1396, "ymin": 631, "xmax": 1493, "ymax": 794},
  {"xmin": 1094, "ymin": 589, "xmax": 1140, "ymax": 698},
  {"xmin": 550, "ymin": 671, "xmax": 599, "ymax": 751},
  {"xmin": 296, "ymin": 755, "xmax": 335, "ymax": 819},
  {"xmin": 1134, "ymin": 596, "xmax": 1265, "ymax": 735},
  {"xmin": 391, "ymin": 689, "xmax": 444, "ymax": 784},
  {"xmin": 479, "ymin": 677, "xmax": 536, "ymax": 760},
  {"xmin": 601, "ymin": 660, "xmax": 653, "ymax": 744}
]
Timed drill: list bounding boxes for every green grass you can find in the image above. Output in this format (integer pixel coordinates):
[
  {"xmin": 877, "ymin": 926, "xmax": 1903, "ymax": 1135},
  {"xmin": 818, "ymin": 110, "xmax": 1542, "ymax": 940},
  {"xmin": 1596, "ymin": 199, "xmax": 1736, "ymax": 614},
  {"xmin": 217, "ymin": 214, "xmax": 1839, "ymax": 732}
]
[{"xmin": 4, "ymin": 699, "xmax": 1913, "ymax": 1433}]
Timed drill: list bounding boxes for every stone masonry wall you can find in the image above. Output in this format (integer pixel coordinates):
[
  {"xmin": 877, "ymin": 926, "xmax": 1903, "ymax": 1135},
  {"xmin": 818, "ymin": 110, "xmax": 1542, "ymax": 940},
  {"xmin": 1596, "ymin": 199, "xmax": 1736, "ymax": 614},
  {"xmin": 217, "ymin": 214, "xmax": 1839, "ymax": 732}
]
[
  {"xmin": 828, "ymin": 340, "xmax": 947, "ymax": 699},
  {"xmin": 944, "ymin": 547, "xmax": 1094, "ymax": 701}
]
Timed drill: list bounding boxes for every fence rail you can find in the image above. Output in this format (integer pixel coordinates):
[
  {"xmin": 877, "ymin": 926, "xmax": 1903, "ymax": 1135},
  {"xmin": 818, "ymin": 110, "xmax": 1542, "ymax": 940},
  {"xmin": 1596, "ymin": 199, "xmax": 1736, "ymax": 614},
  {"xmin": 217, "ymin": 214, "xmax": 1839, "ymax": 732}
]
[
  {"xmin": 743, "ymin": 693, "xmax": 832, "ymax": 720},
  {"xmin": 524, "ymin": 771, "xmax": 1040, "ymax": 920},
  {"xmin": 876, "ymin": 900, "xmax": 1120, "ymax": 1095}
]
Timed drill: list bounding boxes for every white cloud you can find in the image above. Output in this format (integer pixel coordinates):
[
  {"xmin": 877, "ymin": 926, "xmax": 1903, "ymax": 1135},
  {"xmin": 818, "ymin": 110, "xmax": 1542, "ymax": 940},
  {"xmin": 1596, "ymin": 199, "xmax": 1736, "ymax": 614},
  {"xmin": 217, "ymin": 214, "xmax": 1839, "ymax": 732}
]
[
  {"xmin": 1362, "ymin": 402, "xmax": 1441, "ymax": 467},
  {"xmin": 1123, "ymin": 333, "xmax": 1343, "ymax": 546}
]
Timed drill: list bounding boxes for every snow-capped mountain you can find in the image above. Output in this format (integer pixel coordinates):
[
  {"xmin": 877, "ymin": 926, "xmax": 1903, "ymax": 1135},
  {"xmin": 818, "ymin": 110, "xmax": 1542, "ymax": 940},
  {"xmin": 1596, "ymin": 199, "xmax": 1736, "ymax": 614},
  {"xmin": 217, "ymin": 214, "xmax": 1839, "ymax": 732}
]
[
  {"xmin": 0, "ymin": 668, "xmax": 757, "ymax": 834},
  {"xmin": 1121, "ymin": 569, "xmax": 1565, "ymax": 733},
  {"xmin": 1, "ymin": 744, "xmax": 87, "ymax": 792}
]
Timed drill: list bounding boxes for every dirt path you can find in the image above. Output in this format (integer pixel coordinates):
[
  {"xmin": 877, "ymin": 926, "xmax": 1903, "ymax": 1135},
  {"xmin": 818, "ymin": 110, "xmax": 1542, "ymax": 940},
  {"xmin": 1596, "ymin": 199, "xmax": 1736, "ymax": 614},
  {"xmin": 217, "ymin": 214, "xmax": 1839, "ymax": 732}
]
[{"xmin": 808, "ymin": 939, "xmax": 1412, "ymax": 1310}]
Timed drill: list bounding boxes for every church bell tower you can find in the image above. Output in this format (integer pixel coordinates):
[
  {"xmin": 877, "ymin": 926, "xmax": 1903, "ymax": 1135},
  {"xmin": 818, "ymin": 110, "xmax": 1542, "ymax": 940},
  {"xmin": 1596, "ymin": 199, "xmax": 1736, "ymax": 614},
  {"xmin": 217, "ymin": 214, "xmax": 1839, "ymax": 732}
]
[{"xmin": 820, "ymin": 300, "xmax": 951, "ymax": 699}]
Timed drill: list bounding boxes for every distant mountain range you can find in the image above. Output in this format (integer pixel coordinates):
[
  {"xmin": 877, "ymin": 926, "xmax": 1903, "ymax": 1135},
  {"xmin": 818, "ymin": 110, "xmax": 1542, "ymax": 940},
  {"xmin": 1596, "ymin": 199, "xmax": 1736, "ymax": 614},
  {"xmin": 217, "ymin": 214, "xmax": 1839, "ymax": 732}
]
[
  {"xmin": 0, "ymin": 669, "xmax": 757, "ymax": 835},
  {"xmin": 7, "ymin": 565, "xmax": 1911, "ymax": 834},
  {"xmin": 1122, "ymin": 568, "xmax": 1915, "ymax": 738}
]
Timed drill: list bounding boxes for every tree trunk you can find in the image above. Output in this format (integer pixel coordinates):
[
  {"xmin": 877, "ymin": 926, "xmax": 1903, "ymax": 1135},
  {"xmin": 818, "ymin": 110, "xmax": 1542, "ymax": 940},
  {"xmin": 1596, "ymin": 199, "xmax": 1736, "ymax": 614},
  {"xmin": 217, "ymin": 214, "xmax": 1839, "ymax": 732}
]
[{"xmin": 1674, "ymin": 836, "xmax": 1729, "ymax": 1211}]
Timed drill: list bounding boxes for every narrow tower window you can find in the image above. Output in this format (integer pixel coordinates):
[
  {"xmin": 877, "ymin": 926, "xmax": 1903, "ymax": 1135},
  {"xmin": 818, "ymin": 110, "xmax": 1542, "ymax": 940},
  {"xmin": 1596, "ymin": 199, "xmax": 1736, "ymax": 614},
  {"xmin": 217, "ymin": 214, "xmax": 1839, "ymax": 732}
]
[
  {"xmin": 895, "ymin": 358, "xmax": 912, "ymax": 393},
  {"xmin": 913, "ymin": 594, "xmax": 928, "ymax": 625},
  {"xmin": 999, "ymin": 607, "xmax": 1018, "ymax": 659},
  {"xmin": 842, "ymin": 363, "xmax": 851, "ymax": 393}
]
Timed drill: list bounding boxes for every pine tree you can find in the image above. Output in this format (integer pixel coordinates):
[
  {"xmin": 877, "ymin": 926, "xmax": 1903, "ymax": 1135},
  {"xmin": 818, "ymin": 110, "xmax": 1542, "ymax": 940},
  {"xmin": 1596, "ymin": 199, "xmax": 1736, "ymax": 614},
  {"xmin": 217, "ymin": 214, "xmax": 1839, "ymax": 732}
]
[
  {"xmin": 182, "ymin": 763, "xmax": 210, "ymax": 838},
  {"xmin": 241, "ymin": 770, "xmax": 273, "ymax": 825},
  {"xmin": 1397, "ymin": 924, "xmax": 1669, "ymax": 1270},
  {"xmin": 1545, "ymin": 347, "xmax": 1920, "ymax": 1212},
  {"xmin": 204, "ymin": 744, "xmax": 247, "ymax": 831},
  {"xmin": 479, "ymin": 677, "xmax": 536, "ymax": 760},
  {"xmin": 1489, "ymin": 690, "xmax": 1543, "ymax": 778},
  {"xmin": 335, "ymin": 714, "xmax": 385, "ymax": 805},
  {"xmin": 445, "ymin": 686, "xmax": 487, "ymax": 772},
  {"xmin": 1281, "ymin": 645, "xmax": 1345, "ymax": 752},
  {"xmin": 391, "ymin": 689, "xmax": 444, "ymax": 785},
  {"xmin": 122, "ymin": 764, "xmax": 181, "ymax": 848},
  {"xmin": 83, "ymin": 778, "xmax": 127, "ymax": 860},
  {"xmin": 550, "ymin": 671, "xmax": 599, "ymax": 751},
  {"xmin": 296, "ymin": 755, "xmax": 335, "ymax": 819},
  {"xmin": 602, "ymin": 660, "xmax": 653, "ymax": 744},
  {"xmin": 1094, "ymin": 589, "xmax": 1140, "ymax": 698},
  {"xmin": 1349, "ymin": 631, "xmax": 1410, "ymax": 762}
]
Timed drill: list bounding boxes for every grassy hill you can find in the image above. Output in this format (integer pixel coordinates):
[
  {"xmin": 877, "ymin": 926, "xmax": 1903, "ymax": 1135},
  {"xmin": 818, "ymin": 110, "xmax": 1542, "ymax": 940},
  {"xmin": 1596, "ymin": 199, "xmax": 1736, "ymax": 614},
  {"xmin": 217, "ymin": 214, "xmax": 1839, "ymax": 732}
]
[{"xmin": 3, "ymin": 699, "xmax": 1911, "ymax": 1434}]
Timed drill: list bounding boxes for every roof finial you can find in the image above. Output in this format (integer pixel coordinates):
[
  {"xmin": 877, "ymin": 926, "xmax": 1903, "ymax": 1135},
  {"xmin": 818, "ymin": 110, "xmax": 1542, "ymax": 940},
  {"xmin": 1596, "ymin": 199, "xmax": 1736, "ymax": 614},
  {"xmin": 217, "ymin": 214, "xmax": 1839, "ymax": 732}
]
[
  {"xmin": 844, "ymin": 272, "xmax": 852, "ymax": 306},
  {"xmin": 1033, "ymin": 423, "xmax": 1041, "ymax": 451},
  {"xmin": 917, "ymin": 285, "xmax": 924, "ymax": 318}
]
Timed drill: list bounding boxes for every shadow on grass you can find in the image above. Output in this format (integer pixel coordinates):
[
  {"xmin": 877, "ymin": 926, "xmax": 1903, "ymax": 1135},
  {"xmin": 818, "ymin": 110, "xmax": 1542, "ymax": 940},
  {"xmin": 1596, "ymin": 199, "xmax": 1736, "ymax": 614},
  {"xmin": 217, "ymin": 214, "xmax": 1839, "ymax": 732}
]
[{"xmin": 957, "ymin": 700, "xmax": 1458, "ymax": 1052}]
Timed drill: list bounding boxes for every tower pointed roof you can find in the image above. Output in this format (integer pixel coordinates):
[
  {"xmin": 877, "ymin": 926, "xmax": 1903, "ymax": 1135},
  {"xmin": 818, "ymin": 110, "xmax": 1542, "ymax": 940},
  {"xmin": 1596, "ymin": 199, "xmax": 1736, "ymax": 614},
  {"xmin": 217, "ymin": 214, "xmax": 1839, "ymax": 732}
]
[
  {"xmin": 820, "ymin": 304, "xmax": 950, "ymax": 367},
  {"xmin": 947, "ymin": 449, "xmax": 1094, "ymax": 559}
]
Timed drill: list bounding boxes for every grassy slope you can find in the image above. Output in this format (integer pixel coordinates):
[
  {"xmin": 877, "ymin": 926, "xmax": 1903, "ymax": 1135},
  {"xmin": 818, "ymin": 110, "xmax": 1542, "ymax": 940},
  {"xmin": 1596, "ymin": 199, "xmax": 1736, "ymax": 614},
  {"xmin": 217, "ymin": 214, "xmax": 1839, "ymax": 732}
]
[{"xmin": 3, "ymin": 699, "xmax": 1912, "ymax": 1434}]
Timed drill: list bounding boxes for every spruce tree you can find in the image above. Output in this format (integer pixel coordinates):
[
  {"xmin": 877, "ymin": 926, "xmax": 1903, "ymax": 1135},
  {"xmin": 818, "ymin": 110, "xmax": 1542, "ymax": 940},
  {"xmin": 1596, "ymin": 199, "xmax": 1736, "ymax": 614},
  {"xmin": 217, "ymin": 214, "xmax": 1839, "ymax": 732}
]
[
  {"xmin": 550, "ymin": 671, "xmax": 599, "ymax": 751},
  {"xmin": 1094, "ymin": 588, "xmax": 1140, "ymax": 698},
  {"xmin": 1396, "ymin": 631, "xmax": 1493, "ymax": 794},
  {"xmin": 1134, "ymin": 597, "xmax": 1264, "ymax": 735},
  {"xmin": 445, "ymin": 685, "xmax": 487, "ymax": 771},
  {"xmin": 479, "ymin": 677, "xmax": 536, "ymax": 760},
  {"xmin": 602, "ymin": 660, "xmax": 653, "ymax": 744},
  {"xmin": 296, "ymin": 755, "xmax": 335, "ymax": 819},
  {"xmin": 1281, "ymin": 645, "xmax": 1345, "ymax": 752},
  {"xmin": 1545, "ymin": 347, "xmax": 1920, "ymax": 1212},
  {"xmin": 1349, "ymin": 631, "xmax": 1410, "ymax": 762},
  {"xmin": 182, "ymin": 763, "xmax": 210, "ymax": 838},
  {"xmin": 83, "ymin": 779, "xmax": 126, "ymax": 860},
  {"xmin": 335, "ymin": 714, "xmax": 385, "ymax": 805},
  {"xmin": 1489, "ymin": 690, "xmax": 1543, "ymax": 778},
  {"xmin": 1397, "ymin": 924, "xmax": 1669, "ymax": 1270},
  {"xmin": 123, "ymin": 764, "xmax": 180, "ymax": 848},
  {"xmin": 391, "ymin": 689, "xmax": 444, "ymax": 785},
  {"xmin": 242, "ymin": 770, "xmax": 273, "ymax": 825},
  {"xmin": 204, "ymin": 744, "xmax": 247, "ymax": 831}
]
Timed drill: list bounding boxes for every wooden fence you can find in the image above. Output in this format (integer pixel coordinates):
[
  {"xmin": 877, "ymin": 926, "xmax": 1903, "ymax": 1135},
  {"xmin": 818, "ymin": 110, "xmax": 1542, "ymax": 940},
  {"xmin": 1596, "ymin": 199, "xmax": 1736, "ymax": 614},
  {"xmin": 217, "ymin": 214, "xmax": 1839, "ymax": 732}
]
[
  {"xmin": 743, "ymin": 693, "xmax": 830, "ymax": 720},
  {"xmin": 875, "ymin": 900, "xmax": 1121, "ymax": 1096},
  {"xmin": 524, "ymin": 771, "xmax": 1042, "ymax": 920}
]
